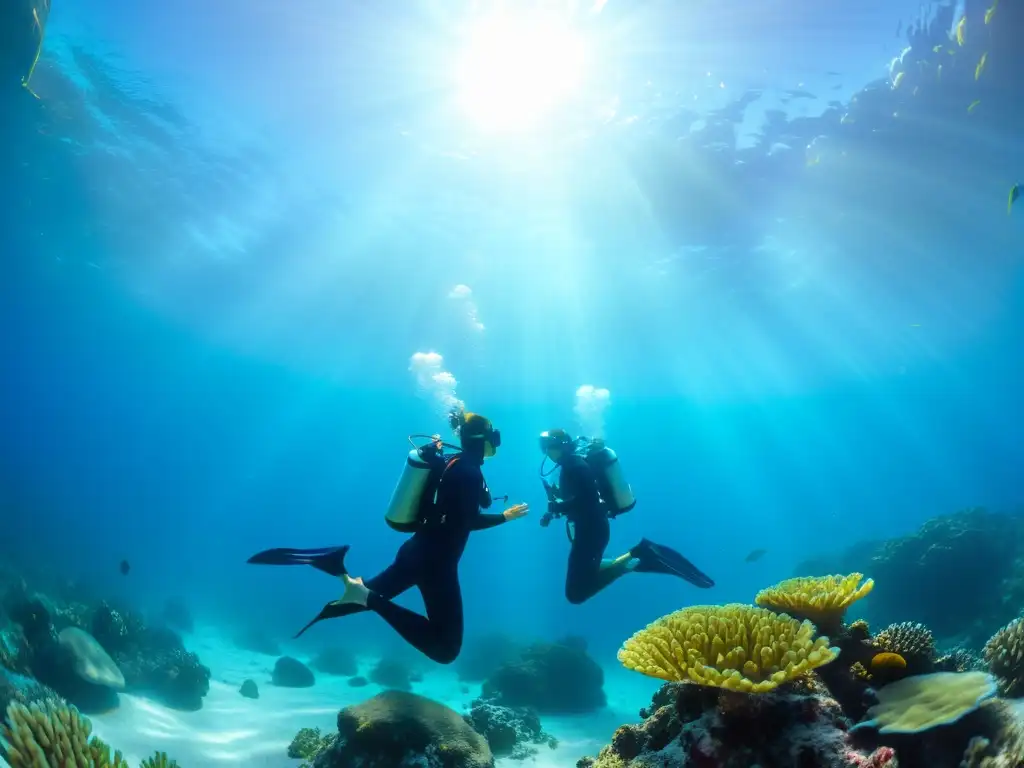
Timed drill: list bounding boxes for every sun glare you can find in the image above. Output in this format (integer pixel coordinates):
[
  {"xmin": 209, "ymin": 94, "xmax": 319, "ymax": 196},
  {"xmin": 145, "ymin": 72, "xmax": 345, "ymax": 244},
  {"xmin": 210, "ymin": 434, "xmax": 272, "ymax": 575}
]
[{"xmin": 455, "ymin": 12, "xmax": 588, "ymax": 133}]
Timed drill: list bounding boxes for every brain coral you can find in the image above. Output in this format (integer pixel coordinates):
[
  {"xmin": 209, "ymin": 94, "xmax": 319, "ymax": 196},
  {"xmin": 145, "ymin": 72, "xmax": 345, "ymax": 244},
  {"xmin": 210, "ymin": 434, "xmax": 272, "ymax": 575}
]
[
  {"xmin": 755, "ymin": 574, "xmax": 874, "ymax": 629},
  {"xmin": 617, "ymin": 604, "xmax": 838, "ymax": 694}
]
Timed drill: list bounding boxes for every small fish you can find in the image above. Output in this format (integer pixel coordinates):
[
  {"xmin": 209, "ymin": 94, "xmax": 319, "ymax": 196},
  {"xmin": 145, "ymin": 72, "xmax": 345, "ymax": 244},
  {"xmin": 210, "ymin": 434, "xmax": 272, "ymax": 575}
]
[
  {"xmin": 975, "ymin": 52, "xmax": 988, "ymax": 80},
  {"xmin": 937, "ymin": 64, "xmax": 943, "ymax": 80},
  {"xmin": 744, "ymin": 548, "xmax": 767, "ymax": 563},
  {"xmin": 892, "ymin": 71, "xmax": 906, "ymax": 89},
  {"xmin": 1010, "ymin": 183, "xmax": 1021, "ymax": 215},
  {"xmin": 933, "ymin": 44, "xmax": 943, "ymax": 53},
  {"xmin": 956, "ymin": 15, "xmax": 966, "ymax": 45},
  {"xmin": 968, "ymin": 99, "xmax": 981, "ymax": 113},
  {"xmin": 986, "ymin": 0, "xmax": 999, "ymax": 23},
  {"xmin": 119, "ymin": 559, "xmax": 130, "ymax": 576}
]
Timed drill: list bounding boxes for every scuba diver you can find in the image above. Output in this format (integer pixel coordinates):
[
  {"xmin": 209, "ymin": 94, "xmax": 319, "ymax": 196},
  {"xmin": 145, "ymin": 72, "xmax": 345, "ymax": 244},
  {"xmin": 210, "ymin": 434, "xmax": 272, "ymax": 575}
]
[
  {"xmin": 538, "ymin": 428, "xmax": 714, "ymax": 604},
  {"xmin": 247, "ymin": 411, "xmax": 528, "ymax": 664}
]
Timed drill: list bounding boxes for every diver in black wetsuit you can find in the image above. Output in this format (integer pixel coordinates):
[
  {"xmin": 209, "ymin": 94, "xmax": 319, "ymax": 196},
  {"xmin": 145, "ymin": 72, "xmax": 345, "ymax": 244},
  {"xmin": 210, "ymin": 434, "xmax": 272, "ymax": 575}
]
[
  {"xmin": 538, "ymin": 429, "xmax": 714, "ymax": 604},
  {"xmin": 247, "ymin": 412, "xmax": 528, "ymax": 664}
]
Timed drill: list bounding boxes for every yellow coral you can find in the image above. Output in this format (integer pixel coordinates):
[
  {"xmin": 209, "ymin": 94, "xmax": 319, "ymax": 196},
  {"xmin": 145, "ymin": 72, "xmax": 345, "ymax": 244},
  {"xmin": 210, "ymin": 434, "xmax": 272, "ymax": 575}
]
[
  {"xmin": 755, "ymin": 574, "xmax": 874, "ymax": 628},
  {"xmin": 617, "ymin": 604, "xmax": 839, "ymax": 694},
  {"xmin": 871, "ymin": 652, "xmax": 907, "ymax": 670},
  {"xmin": 851, "ymin": 671, "xmax": 997, "ymax": 734},
  {"xmin": 0, "ymin": 699, "xmax": 126, "ymax": 767}
]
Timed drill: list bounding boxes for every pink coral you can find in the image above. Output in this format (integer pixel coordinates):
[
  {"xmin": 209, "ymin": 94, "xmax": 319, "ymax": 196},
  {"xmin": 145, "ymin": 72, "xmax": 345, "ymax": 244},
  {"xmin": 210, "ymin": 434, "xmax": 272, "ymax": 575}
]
[{"xmin": 846, "ymin": 746, "xmax": 897, "ymax": 767}]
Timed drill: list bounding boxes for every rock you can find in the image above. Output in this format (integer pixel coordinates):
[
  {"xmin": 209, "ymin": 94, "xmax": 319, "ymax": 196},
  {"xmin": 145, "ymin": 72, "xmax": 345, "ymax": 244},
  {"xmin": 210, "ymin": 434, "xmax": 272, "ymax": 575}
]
[
  {"xmin": 369, "ymin": 657, "xmax": 413, "ymax": 691},
  {"xmin": 233, "ymin": 626, "xmax": 281, "ymax": 656},
  {"xmin": 481, "ymin": 638, "xmax": 605, "ymax": 714},
  {"xmin": 456, "ymin": 633, "xmax": 525, "ymax": 683},
  {"xmin": 348, "ymin": 676, "xmax": 368, "ymax": 687},
  {"xmin": 311, "ymin": 647, "xmax": 357, "ymax": 677},
  {"xmin": 239, "ymin": 679, "xmax": 258, "ymax": 699},
  {"xmin": 313, "ymin": 690, "xmax": 493, "ymax": 768},
  {"xmin": 273, "ymin": 656, "xmax": 315, "ymax": 688},
  {"xmin": 58, "ymin": 627, "xmax": 124, "ymax": 689}
]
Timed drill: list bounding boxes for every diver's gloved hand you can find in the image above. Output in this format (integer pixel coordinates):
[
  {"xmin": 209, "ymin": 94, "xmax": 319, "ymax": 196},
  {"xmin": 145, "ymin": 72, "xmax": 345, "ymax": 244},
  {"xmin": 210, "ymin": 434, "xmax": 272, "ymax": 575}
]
[
  {"xmin": 539, "ymin": 512, "xmax": 553, "ymax": 528},
  {"xmin": 502, "ymin": 502, "xmax": 529, "ymax": 521}
]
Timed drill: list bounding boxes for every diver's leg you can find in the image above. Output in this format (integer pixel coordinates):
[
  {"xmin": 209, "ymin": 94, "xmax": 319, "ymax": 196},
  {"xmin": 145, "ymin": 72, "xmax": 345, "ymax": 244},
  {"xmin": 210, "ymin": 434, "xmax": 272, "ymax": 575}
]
[
  {"xmin": 365, "ymin": 565, "xmax": 464, "ymax": 665},
  {"xmin": 565, "ymin": 517, "xmax": 627, "ymax": 604},
  {"xmin": 293, "ymin": 546, "xmax": 418, "ymax": 637}
]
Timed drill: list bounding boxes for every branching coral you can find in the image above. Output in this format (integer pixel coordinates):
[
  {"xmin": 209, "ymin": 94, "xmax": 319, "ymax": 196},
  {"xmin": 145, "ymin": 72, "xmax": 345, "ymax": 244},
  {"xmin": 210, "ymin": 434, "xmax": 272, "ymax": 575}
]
[
  {"xmin": 937, "ymin": 647, "xmax": 985, "ymax": 673},
  {"xmin": 984, "ymin": 617, "xmax": 1024, "ymax": 697},
  {"xmin": 754, "ymin": 574, "xmax": 874, "ymax": 630},
  {"xmin": 0, "ymin": 699, "xmax": 180, "ymax": 768},
  {"xmin": 850, "ymin": 671, "xmax": 998, "ymax": 734},
  {"xmin": 873, "ymin": 621, "xmax": 936, "ymax": 664},
  {"xmin": 616, "ymin": 604, "xmax": 838, "ymax": 694},
  {"xmin": 0, "ymin": 699, "xmax": 126, "ymax": 767},
  {"xmin": 139, "ymin": 751, "xmax": 179, "ymax": 767},
  {"xmin": 288, "ymin": 726, "xmax": 336, "ymax": 767}
]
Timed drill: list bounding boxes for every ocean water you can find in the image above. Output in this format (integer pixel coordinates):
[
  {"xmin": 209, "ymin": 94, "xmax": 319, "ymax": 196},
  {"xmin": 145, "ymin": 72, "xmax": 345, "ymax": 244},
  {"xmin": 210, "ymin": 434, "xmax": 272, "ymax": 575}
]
[{"xmin": 2, "ymin": 0, "xmax": 1023, "ymax": 766}]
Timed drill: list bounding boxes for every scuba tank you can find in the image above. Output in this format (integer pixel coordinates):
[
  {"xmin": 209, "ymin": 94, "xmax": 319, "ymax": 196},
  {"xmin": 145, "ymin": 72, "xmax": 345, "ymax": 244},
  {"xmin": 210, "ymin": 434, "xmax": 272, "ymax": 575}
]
[
  {"xmin": 384, "ymin": 436, "xmax": 450, "ymax": 532},
  {"xmin": 583, "ymin": 439, "xmax": 637, "ymax": 516},
  {"xmin": 385, "ymin": 434, "xmax": 502, "ymax": 532}
]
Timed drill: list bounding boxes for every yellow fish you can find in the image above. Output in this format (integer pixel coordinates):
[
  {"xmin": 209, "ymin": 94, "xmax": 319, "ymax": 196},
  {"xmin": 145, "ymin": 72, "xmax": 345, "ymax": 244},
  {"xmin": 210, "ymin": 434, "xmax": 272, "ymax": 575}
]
[
  {"xmin": 933, "ymin": 44, "xmax": 943, "ymax": 53},
  {"xmin": 956, "ymin": 15, "xmax": 966, "ymax": 45},
  {"xmin": 968, "ymin": 99, "xmax": 981, "ymax": 113},
  {"xmin": 986, "ymin": 0, "xmax": 999, "ymax": 23},
  {"xmin": 975, "ymin": 52, "xmax": 988, "ymax": 80},
  {"xmin": 892, "ymin": 71, "xmax": 906, "ymax": 89}
]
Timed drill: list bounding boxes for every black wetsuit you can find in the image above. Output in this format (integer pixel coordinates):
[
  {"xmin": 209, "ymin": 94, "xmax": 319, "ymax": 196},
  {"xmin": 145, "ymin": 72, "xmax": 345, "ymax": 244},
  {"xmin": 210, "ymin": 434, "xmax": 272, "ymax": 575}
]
[
  {"xmin": 334, "ymin": 453, "xmax": 505, "ymax": 663},
  {"xmin": 549, "ymin": 454, "xmax": 617, "ymax": 605}
]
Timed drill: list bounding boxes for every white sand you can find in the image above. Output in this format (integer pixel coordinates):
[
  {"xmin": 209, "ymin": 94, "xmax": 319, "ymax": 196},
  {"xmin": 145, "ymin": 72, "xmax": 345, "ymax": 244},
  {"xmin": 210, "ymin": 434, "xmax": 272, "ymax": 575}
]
[{"xmin": 18, "ymin": 627, "xmax": 657, "ymax": 767}]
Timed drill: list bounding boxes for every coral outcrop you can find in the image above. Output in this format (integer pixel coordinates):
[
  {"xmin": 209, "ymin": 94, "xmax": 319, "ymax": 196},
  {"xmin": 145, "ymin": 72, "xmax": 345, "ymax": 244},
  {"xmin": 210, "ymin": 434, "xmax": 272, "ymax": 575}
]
[
  {"xmin": 273, "ymin": 656, "xmax": 315, "ymax": 688},
  {"xmin": 311, "ymin": 690, "xmax": 493, "ymax": 768},
  {"xmin": 463, "ymin": 699, "xmax": 556, "ymax": 760},
  {"xmin": 481, "ymin": 637, "xmax": 605, "ymax": 714},
  {"xmin": 576, "ymin": 681, "xmax": 892, "ymax": 768},
  {"xmin": 617, "ymin": 604, "xmax": 838, "ymax": 693}
]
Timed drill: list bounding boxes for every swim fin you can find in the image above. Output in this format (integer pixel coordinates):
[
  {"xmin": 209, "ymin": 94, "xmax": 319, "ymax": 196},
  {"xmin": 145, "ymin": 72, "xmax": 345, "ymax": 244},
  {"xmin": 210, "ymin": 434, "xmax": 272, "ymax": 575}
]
[
  {"xmin": 246, "ymin": 545, "xmax": 350, "ymax": 577},
  {"xmin": 630, "ymin": 538, "xmax": 715, "ymax": 588},
  {"xmin": 293, "ymin": 599, "xmax": 365, "ymax": 638}
]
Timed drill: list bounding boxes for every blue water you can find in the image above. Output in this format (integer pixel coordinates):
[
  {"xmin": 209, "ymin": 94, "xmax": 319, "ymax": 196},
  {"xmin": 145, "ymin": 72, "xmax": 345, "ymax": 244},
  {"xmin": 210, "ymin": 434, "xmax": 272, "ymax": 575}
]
[{"xmin": 2, "ymin": 0, "xmax": 1023, "ymax": 669}]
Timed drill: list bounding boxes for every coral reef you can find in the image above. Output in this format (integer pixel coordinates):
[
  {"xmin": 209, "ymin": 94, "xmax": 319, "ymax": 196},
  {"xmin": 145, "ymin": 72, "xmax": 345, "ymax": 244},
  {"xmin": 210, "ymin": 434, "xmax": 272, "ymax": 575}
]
[
  {"xmin": 984, "ymin": 618, "xmax": 1024, "ymax": 697},
  {"xmin": 239, "ymin": 679, "xmax": 258, "ymax": 699},
  {"xmin": 312, "ymin": 690, "xmax": 493, "ymax": 768},
  {"xmin": 796, "ymin": 508, "xmax": 1024, "ymax": 645},
  {"xmin": 873, "ymin": 622, "xmax": 936, "ymax": 674},
  {"xmin": 272, "ymin": 656, "xmax": 315, "ymax": 688},
  {"xmin": 617, "ymin": 603, "xmax": 838, "ymax": 693},
  {"xmin": 481, "ymin": 637, "xmax": 605, "ymax": 714},
  {"xmin": 575, "ymin": 681, "xmax": 888, "ymax": 768},
  {"xmin": 463, "ymin": 699, "xmax": 557, "ymax": 760},
  {"xmin": 755, "ymin": 573, "xmax": 874, "ymax": 632}
]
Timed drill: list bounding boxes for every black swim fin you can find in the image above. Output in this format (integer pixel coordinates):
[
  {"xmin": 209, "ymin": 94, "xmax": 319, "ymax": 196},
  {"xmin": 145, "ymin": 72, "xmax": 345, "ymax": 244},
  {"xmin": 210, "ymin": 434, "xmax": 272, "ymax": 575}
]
[
  {"xmin": 293, "ymin": 599, "xmax": 365, "ymax": 638},
  {"xmin": 246, "ymin": 545, "xmax": 350, "ymax": 577},
  {"xmin": 630, "ymin": 539, "xmax": 715, "ymax": 588}
]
